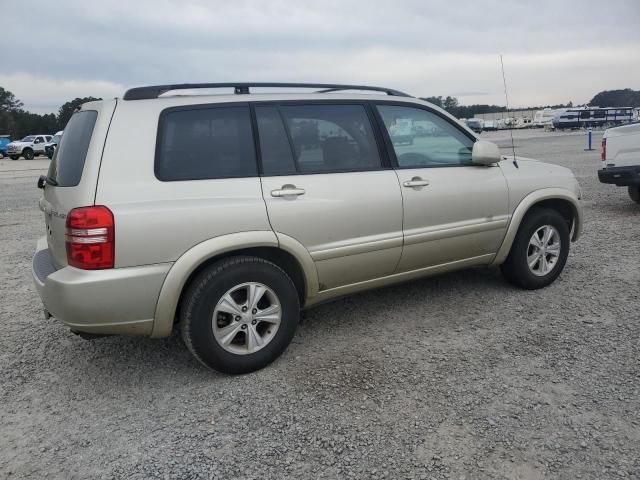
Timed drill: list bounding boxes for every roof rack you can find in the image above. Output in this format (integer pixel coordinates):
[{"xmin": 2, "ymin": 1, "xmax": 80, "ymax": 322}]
[{"xmin": 122, "ymin": 82, "xmax": 411, "ymax": 100}]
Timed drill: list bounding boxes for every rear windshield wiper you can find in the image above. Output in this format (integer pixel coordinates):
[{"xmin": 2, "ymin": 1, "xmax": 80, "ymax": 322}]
[{"xmin": 37, "ymin": 175, "xmax": 58, "ymax": 189}]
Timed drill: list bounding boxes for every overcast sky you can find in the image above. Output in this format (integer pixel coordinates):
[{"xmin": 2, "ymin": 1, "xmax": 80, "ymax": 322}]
[{"xmin": 3, "ymin": 0, "xmax": 640, "ymax": 113}]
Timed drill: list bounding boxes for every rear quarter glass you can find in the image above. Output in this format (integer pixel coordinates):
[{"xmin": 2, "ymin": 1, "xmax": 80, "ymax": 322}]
[{"xmin": 48, "ymin": 111, "xmax": 98, "ymax": 187}]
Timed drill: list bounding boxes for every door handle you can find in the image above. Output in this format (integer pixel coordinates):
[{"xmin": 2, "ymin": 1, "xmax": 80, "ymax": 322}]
[
  {"xmin": 271, "ymin": 184, "xmax": 306, "ymax": 197},
  {"xmin": 403, "ymin": 177, "xmax": 429, "ymax": 188}
]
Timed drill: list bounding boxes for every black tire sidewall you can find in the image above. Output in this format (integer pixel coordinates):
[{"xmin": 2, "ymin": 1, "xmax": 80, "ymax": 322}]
[
  {"xmin": 505, "ymin": 209, "xmax": 570, "ymax": 289},
  {"xmin": 629, "ymin": 185, "xmax": 640, "ymax": 204},
  {"xmin": 23, "ymin": 149, "xmax": 34, "ymax": 160},
  {"xmin": 183, "ymin": 259, "xmax": 299, "ymax": 374}
]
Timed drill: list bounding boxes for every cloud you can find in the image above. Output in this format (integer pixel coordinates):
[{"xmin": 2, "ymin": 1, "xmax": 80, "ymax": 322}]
[{"xmin": 3, "ymin": 0, "xmax": 640, "ymax": 112}]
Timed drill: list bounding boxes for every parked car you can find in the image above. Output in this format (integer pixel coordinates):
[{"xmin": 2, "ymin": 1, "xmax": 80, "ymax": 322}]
[
  {"xmin": 598, "ymin": 121, "xmax": 640, "ymax": 204},
  {"xmin": 44, "ymin": 131, "xmax": 64, "ymax": 159},
  {"xmin": 0, "ymin": 135, "xmax": 11, "ymax": 158},
  {"xmin": 33, "ymin": 82, "xmax": 583, "ymax": 374},
  {"xmin": 6, "ymin": 134, "xmax": 52, "ymax": 160}
]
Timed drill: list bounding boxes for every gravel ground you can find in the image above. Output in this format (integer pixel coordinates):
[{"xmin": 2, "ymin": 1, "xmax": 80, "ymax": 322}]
[{"xmin": 1, "ymin": 131, "xmax": 639, "ymax": 479}]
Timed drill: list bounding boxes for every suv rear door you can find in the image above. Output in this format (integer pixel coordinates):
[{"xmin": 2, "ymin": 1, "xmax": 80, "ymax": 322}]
[
  {"xmin": 41, "ymin": 100, "xmax": 116, "ymax": 268},
  {"xmin": 256, "ymin": 102, "xmax": 403, "ymax": 290}
]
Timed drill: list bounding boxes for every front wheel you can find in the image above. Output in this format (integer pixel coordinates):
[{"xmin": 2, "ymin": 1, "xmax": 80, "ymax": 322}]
[
  {"xmin": 180, "ymin": 256, "xmax": 300, "ymax": 374},
  {"xmin": 23, "ymin": 149, "xmax": 34, "ymax": 160},
  {"xmin": 501, "ymin": 208, "xmax": 570, "ymax": 289},
  {"xmin": 629, "ymin": 185, "xmax": 640, "ymax": 204}
]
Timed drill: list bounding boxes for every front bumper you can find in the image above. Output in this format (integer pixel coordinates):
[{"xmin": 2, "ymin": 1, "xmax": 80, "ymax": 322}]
[
  {"xmin": 32, "ymin": 237, "xmax": 172, "ymax": 336},
  {"xmin": 598, "ymin": 166, "xmax": 640, "ymax": 186}
]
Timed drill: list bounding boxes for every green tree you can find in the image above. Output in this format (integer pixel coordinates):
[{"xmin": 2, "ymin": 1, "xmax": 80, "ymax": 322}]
[
  {"xmin": 0, "ymin": 87, "xmax": 23, "ymax": 112},
  {"xmin": 589, "ymin": 89, "xmax": 640, "ymax": 108},
  {"xmin": 443, "ymin": 96, "xmax": 459, "ymax": 111},
  {"xmin": 57, "ymin": 96, "xmax": 101, "ymax": 129},
  {"xmin": 421, "ymin": 96, "xmax": 444, "ymax": 108}
]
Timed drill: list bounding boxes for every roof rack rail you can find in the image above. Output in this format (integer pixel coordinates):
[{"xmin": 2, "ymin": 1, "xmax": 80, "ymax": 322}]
[{"xmin": 122, "ymin": 82, "xmax": 411, "ymax": 100}]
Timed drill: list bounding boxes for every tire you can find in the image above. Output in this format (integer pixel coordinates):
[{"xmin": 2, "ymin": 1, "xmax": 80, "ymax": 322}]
[
  {"xmin": 23, "ymin": 148, "xmax": 34, "ymax": 160},
  {"xmin": 47, "ymin": 153, "xmax": 53, "ymax": 159},
  {"xmin": 10, "ymin": 155, "xmax": 19, "ymax": 160},
  {"xmin": 629, "ymin": 185, "xmax": 640, "ymax": 204},
  {"xmin": 180, "ymin": 256, "xmax": 300, "ymax": 374},
  {"xmin": 500, "ymin": 208, "xmax": 570, "ymax": 289}
]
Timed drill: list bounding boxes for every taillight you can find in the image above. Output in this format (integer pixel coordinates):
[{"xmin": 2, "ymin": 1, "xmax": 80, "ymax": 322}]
[
  {"xmin": 65, "ymin": 206, "xmax": 114, "ymax": 269},
  {"xmin": 601, "ymin": 138, "xmax": 606, "ymax": 162}
]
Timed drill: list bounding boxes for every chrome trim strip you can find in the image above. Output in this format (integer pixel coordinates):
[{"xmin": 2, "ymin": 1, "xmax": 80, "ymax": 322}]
[
  {"xmin": 403, "ymin": 217, "xmax": 510, "ymax": 246},
  {"xmin": 309, "ymin": 233, "xmax": 403, "ymax": 261}
]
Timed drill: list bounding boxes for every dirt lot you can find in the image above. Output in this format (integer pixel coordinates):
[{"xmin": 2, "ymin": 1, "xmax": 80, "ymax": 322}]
[{"xmin": 1, "ymin": 131, "xmax": 639, "ymax": 479}]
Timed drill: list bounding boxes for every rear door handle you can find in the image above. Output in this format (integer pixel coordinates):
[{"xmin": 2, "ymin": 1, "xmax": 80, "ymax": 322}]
[
  {"xmin": 402, "ymin": 177, "xmax": 429, "ymax": 188},
  {"xmin": 271, "ymin": 184, "xmax": 306, "ymax": 197}
]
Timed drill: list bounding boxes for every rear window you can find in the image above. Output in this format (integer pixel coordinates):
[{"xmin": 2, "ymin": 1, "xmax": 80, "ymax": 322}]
[
  {"xmin": 47, "ymin": 111, "xmax": 98, "ymax": 187},
  {"xmin": 155, "ymin": 105, "xmax": 257, "ymax": 181}
]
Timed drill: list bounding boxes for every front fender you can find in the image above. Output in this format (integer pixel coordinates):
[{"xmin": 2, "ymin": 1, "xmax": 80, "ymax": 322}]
[{"xmin": 491, "ymin": 188, "xmax": 583, "ymax": 266}]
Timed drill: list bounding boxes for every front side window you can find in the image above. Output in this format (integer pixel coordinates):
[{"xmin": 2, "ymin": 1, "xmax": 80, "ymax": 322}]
[
  {"xmin": 274, "ymin": 104, "xmax": 381, "ymax": 174},
  {"xmin": 156, "ymin": 105, "xmax": 257, "ymax": 181},
  {"xmin": 377, "ymin": 105, "xmax": 474, "ymax": 167}
]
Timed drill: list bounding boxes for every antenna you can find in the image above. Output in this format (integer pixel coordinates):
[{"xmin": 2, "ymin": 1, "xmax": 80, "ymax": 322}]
[{"xmin": 500, "ymin": 55, "xmax": 518, "ymax": 168}]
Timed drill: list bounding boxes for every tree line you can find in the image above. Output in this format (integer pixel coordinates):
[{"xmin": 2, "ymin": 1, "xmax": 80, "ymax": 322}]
[
  {"xmin": 420, "ymin": 95, "xmax": 573, "ymax": 119},
  {"xmin": 421, "ymin": 89, "xmax": 639, "ymax": 119},
  {"xmin": 0, "ymin": 86, "xmax": 100, "ymax": 139}
]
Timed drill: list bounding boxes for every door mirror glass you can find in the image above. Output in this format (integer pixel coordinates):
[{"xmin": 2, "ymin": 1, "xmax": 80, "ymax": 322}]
[{"xmin": 471, "ymin": 140, "xmax": 501, "ymax": 166}]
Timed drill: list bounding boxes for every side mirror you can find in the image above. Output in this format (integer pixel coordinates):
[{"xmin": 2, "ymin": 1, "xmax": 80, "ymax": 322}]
[{"xmin": 472, "ymin": 140, "xmax": 501, "ymax": 166}]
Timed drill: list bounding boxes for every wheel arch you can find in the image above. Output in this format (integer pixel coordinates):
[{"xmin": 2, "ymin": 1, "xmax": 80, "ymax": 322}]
[
  {"xmin": 151, "ymin": 231, "xmax": 318, "ymax": 338},
  {"xmin": 492, "ymin": 188, "xmax": 582, "ymax": 266}
]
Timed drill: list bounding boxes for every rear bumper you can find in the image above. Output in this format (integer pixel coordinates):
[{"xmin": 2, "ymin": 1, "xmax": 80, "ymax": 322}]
[
  {"xmin": 598, "ymin": 166, "xmax": 640, "ymax": 186},
  {"xmin": 32, "ymin": 237, "xmax": 172, "ymax": 336}
]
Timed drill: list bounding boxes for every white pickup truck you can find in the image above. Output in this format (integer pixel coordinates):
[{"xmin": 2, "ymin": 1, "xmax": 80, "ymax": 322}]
[
  {"xmin": 598, "ymin": 122, "xmax": 640, "ymax": 204},
  {"xmin": 5, "ymin": 134, "xmax": 52, "ymax": 160}
]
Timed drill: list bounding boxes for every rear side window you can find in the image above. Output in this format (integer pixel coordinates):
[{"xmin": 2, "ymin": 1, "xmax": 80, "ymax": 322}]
[
  {"xmin": 48, "ymin": 110, "xmax": 98, "ymax": 187},
  {"xmin": 156, "ymin": 105, "xmax": 257, "ymax": 181},
  {"xmin": 259, "ymin": 104, "xmax": 381, "ymax": 175}
]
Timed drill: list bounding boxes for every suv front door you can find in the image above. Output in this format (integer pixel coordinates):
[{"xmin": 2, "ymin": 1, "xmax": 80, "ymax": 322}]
[
  {"xmin": 256, "ymin": 103, "xmax": 403, "ymax": 290},
  {"xmin": 375, "ymin": 103, "xmax": 509, "ymax": 272}
]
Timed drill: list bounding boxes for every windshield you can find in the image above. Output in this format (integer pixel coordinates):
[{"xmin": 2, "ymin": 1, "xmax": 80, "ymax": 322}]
[
  {"xmin": 20, "ymin": 136, "xmax": 35, "ymax": 142},
  {"xmin": 52, "ymin": 135, "xmax": 62, "ymax": 143}
]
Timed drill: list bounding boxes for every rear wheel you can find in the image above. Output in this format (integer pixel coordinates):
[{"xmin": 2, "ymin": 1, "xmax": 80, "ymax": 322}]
[
  {"xmin": 501, "ymin": 208, "xmax": 570, "ymax": 289},
  {"xmin": 23, "ymin": 148, "xmax": 34, "ymax": 160},
  {"xmin": 180, "ymin": 256, "xmax": 300, "ymax": 374},
  {"xmin": 629, "ymin": 185, "xmax": 640, "ymax": 204}
]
